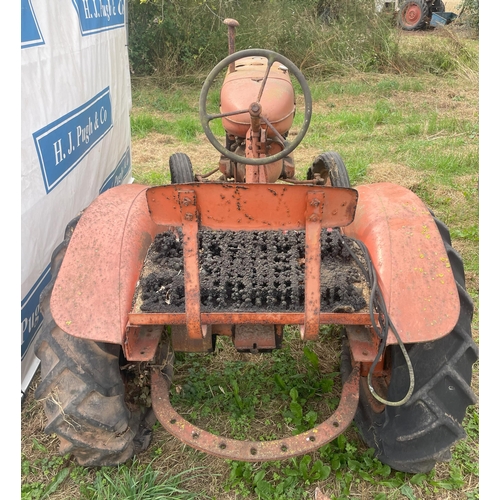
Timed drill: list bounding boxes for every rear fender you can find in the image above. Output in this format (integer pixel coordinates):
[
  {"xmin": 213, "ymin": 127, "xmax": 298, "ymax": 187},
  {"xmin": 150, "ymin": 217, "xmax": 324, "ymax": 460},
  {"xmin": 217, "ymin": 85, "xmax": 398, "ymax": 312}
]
[
  {"xmin": 51, "ymin": 184, "xmax": 158, "ymax": 345},
  {"xmin": 343, "ymin": 183, "xmax": 460, "ymax": 345}
]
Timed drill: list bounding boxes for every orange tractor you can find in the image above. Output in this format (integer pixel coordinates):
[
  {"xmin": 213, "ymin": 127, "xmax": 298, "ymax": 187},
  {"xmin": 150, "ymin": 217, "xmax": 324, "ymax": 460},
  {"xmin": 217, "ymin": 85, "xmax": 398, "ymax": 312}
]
[{"xmin": 35, "ymin": 20, "xmax": 477, "ymax": 473}]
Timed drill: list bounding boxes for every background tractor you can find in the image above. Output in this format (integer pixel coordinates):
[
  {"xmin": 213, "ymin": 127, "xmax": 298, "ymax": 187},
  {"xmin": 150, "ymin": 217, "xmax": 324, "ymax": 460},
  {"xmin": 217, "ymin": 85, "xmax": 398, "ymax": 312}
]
[
  {"xmin": 35, "ymin": 19, "xmax": 477, "ymax": 473},
  {"xmin": 376, "ymin": 0, "xmax": 446, "ymax": 30}
]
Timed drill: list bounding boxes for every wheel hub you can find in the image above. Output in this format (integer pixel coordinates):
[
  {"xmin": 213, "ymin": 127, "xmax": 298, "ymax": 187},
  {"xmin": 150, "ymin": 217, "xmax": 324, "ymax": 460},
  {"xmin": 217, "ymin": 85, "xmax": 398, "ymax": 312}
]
[{"xmin": 404, "ymin": 4, "xmax": 421, "ymax": 25}]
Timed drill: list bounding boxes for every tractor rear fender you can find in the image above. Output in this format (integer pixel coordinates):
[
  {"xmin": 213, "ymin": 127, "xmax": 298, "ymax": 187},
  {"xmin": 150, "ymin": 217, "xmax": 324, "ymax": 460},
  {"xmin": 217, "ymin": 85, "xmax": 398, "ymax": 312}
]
[
  {"xmin": 50, "ymin": 184, "xmax": 158, "ymax": 345},
  {"xmin": 50, "ymin": 182, "xmax": 358, "ymax": 346},
  {"xmin": 343, "ymin": 183, "xmax": 460, "ymax": 345}
]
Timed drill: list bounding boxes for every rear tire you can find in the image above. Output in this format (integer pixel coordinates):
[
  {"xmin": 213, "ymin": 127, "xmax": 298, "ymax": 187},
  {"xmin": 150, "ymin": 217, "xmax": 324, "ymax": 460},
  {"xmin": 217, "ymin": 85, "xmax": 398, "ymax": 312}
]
[
  {"xmin": 34, "ymin": 217, "xmax": 148, "ymax": 466},
  {"xmin": 169, "ymin": 153, "xmax": 195, "ymax": 183},
  {"xmin": 307, "ymin": 151, "xmax": 351, "ymax": 187},
  {"xmin": 398, "ymin": 0, "xmax": 430, "ymax": 31},
  {"xmin": 343, "ymin": 215, "xmax": 478, "ymax": 473}
]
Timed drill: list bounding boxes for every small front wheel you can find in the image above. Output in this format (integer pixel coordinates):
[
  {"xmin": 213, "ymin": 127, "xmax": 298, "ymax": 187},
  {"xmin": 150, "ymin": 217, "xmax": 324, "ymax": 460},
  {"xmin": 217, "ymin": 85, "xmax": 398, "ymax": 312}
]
[
  {"xmin": 307, "ymin": 151, "xmax": 351, "ymax": 187},
  {"xmin": 169, "ymin": 153, "xmax": 195, "ymax": 183}
]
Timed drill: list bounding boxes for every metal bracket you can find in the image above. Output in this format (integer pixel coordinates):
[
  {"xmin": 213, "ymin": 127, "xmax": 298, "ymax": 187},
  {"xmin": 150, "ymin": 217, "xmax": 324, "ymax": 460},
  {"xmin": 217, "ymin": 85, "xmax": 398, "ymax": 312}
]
[
  {"xmin": 301, "ymin": 191, "xmax": 325, "ymax": 341},
  {"xmin": 234, "ymin": 324, "xmax": 277, "ymax": 352},
  {"xmin": 124, "ymin": 324, "xmax": 163, "ymax": 361},
  {"xmin": 178, "ymin": 190, "xmax": 204, "ymax": 340},
  {"xmin": 346, "ymin": 325, "xmax": 385, "ymax": 377}
]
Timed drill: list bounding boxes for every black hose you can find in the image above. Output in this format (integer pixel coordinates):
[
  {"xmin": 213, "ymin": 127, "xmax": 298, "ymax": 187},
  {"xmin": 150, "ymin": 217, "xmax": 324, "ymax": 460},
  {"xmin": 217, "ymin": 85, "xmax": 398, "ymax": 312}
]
[{"xmin": 339, "ymin": 234, "xmax": 415, "ymax": 406}]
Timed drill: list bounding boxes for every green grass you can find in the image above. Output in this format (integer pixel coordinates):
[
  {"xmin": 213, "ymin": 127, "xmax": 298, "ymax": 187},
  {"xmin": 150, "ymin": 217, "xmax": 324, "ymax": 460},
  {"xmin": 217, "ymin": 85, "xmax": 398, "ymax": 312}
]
[
  {"xmin": 131, "ymin": 114, "xmax": 202, "ymax": 141},
  {"xmin": 82, "ymin": 460, "xmax": 203, "ymax": 500},
  {"xmin": 132, "ymin": 88, "xmax": 197, "ymax": 114}
]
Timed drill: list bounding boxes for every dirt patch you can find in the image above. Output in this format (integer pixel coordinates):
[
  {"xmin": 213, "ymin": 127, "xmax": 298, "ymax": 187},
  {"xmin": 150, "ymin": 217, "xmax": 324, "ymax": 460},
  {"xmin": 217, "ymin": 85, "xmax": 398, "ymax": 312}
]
[
  {"xmin": 137, "ymin": 228, "xmax": 368, "ymax": 313},
  {"xmin": 366, "ymin": 162, "xmax": 426, "ymax": 190}
]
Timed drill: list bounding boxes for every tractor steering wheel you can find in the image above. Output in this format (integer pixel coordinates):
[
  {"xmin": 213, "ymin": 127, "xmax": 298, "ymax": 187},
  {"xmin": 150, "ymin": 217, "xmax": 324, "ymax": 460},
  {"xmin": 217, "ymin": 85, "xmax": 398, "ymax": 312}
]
[{"xmin": 199, "ymin": 49, "xmax": 312, "ymax": 166}]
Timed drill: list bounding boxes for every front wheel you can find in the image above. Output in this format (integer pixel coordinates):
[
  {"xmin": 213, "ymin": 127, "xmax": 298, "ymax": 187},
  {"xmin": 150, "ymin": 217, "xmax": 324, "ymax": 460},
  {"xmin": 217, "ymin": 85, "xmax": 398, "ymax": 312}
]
[
  {"xmin": 169, "ymin": 152, "xmax": 195, "ymax": 183},
  {"xmin": 307, "ymin": 151, "xmax": 351, "ymax": 187},
  {"xmin": 342, "ymin": 215, "xmax": 478, "ymax": 473}
]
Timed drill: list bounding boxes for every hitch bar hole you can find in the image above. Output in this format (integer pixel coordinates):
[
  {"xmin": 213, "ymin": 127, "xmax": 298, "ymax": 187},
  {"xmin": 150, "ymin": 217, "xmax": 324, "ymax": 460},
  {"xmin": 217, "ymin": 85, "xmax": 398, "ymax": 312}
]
[
  {"xmin": 192, "ymin": 432, "xmax": 200, "ymax": 439},
  {"xmin": 281, "ymin": 445, "xmax": 288, "ymax": 452},
  {"xmin": 307, "ymin": 436, "xmax": 316, "ymax": 442},
  {"xmin": 332, "ymin": 420, "xmax": 339, "ymax": 428},
  {"xmin": 250, "ymin": 447, "xmax": 257, "ymax": 456},
  {"xmin": 219, "ymin": 442, "xmax": 227, "ymax": 450},
  {"xmin": 170, "ymin": 419, "xmax": 177, "ymax": 425}
]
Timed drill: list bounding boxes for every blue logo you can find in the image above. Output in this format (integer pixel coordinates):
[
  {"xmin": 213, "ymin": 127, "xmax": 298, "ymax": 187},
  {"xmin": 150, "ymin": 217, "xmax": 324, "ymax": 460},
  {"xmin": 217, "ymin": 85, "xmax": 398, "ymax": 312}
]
[
  {"xmin": 100, "ymin": 148, "xmax": 132, "ymax": 194},
  {"xmin": 33, "ymin": 88, "xmax": 114, "ymax": 193},
  {"xmin": 21, "ymin": 265, "xmax": 51, "ymax": 359},
  {"xmin": 72, "ymin": 0, "xmax": 125, "ymax": 36},
  {"xmin": 21, "ymin": 0, "xmax": 44, "ymax": 48}
]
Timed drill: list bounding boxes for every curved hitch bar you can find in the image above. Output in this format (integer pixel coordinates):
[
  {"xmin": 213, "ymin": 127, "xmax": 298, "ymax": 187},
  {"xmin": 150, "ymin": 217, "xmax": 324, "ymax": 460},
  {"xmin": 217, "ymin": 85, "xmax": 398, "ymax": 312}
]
[{"xmin": 151, "ymin": 362, "xmax": 360, "ymax": 462}]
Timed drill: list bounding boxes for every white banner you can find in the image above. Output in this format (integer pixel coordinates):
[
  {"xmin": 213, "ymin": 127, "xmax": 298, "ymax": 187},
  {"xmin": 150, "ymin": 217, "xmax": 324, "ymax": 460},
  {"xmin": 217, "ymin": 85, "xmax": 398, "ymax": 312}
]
[{"xmin": 21, "ymin": 0, "xmax": 132, "ymax": 394}]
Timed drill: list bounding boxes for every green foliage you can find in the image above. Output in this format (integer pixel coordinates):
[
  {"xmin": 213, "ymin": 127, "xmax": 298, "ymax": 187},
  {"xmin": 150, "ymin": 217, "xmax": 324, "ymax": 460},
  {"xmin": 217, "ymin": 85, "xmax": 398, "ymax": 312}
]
[
  {"xmin": 21, "ymin": 446, "xmax": 71, "ymax": 500},
  {"xmin": 21, "ymin": 466, "xmax": 70, "ymax": 500},
  {"xmin": 83, "ymin": 459, "xmax": 202, "ymax": 500},
  {"xmin": 285, "ymin": 455, "xmax": 331, "ymax": 484},
  {"xmin": 459, "ymin": 0, "xmax": 479, "ymax": 33},
  {"xmin": 21, "ymin": 441, "xmax": 203, "ymax": 500},
  {"xmin": 171, "ymin": 334, "xmax": 339, "ymax": 439},
  {"xmin": 225, "ymin": 432, "xmax": 468, "ymax": 500},
  {"xmin": 127, "ymin": 0, "xmax": 438, "ymax": 78},
  {"xmin": 127, "ymin": 0, "xmax": 479, "ymax": 80},
  {"xmin": 132, "ymin": 88, "xmax": 196, "ymax": 113}
]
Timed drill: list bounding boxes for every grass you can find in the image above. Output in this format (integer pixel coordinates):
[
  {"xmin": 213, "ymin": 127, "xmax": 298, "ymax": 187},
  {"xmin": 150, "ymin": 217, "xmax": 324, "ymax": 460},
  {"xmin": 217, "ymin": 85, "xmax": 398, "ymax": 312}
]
[{"xmin": 22, "ymin": 33, "xmax": 479, "ymax": 500}]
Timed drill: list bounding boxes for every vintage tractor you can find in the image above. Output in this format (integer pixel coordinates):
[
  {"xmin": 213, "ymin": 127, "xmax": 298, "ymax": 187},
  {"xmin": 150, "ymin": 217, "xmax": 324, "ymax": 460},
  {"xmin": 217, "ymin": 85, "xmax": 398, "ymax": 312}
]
[
  {"xmin": 35, "ymin": 19, "xmax": 477, "ymax": 474},
  {"xmin": 376, "ymin": 0, "xmax": 446, "ymax": 31}
]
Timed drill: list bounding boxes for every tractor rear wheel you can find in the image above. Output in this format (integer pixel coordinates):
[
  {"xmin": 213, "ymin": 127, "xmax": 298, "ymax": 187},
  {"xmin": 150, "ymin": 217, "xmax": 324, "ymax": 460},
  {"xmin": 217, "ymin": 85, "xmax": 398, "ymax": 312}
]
[
  {"xmin": 398, "ymin": 0, "xmax": 430, "ymax": 31},
  {"xmin": 35, "ymin": 217, "xmax": 150, "ymax": 466},
  {"xmin": 342, "ymin": 215, "xmax": 478, "ymax": 473},
  {"xmin": 169, "ymin": 152, "xmax": 195, "ymax": 183},
  {"xmin": 307, "ymin": 151, "xmax": 351, "ymax": 187}
]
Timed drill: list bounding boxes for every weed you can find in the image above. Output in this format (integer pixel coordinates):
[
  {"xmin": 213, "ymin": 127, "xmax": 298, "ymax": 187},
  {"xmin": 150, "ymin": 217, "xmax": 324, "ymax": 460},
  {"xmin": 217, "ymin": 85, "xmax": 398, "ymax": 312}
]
[
  {"xmin": 83, "ymin": 459, "xmax": 203, "ymax": 500},
  {"xmin": 21, "ymin": 448, "xmax": 71, "ymax": 500}
]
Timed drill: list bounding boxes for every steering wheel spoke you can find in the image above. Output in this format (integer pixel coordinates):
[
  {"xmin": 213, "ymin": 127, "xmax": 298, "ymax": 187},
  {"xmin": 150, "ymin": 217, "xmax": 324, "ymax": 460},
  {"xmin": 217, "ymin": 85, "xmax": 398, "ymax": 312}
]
[
  {"xmin": 256, "ymin": 56, "xmax": 274, "ymax": 104},
  {"xmin": 206, "ymin": 109, "xmax": 249, "ymax": 122},
  {"xmin": 260, "ymin": 114, "xmax": 287, "ymax": 147}
]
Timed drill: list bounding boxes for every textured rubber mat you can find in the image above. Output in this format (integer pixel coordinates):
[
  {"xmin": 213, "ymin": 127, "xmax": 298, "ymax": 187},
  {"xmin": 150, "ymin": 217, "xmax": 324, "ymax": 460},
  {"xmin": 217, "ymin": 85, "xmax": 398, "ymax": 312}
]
[{"xmin": 138, "ymin": 229, "xmax": 368, "ymax": 313}]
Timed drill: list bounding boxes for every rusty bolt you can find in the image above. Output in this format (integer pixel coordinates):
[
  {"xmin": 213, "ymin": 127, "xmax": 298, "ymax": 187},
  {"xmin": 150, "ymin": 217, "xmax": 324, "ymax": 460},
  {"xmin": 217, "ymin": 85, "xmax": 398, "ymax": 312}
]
[
  {"xmin": 182, "ymin": 197, "xmax": 191, "ymax": 206},
  {"xmin": 310, "ymin": 198, "xmax": 320, "ymax": 207},
  {"xmin": 184, "ymin": 213, "xmax": 194, "ymax": 221},
  {"xmin": 309, "ymin": 214, "xmax": 319, "ymax": 222},
  {"xmin": 250, "ymin": 103, "xmax": 260, "ymax": 114}
]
